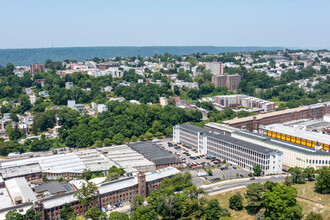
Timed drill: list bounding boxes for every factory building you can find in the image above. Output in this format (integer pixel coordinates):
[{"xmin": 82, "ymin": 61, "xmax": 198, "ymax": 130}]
[
  {"xmin": 0, "ymin": 167, "xmax": 180, "ymax": 219},
  {"xmin": 223, "ymin": 102, "xmax": 329, "ymax": 131},
  {"xmin": 173, "ymin": 124, "xmax": 283, "ymax": 175},
  {"xmin": 232, "ymin": 130, "xmax": 330, "ymax": 169},
  {"xmin": 261, "ymin": 124, "xmax": 330, "ymax": 151}
]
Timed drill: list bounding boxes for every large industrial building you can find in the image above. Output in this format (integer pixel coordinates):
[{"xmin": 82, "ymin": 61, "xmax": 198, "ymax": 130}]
[
  {"xmin": 261, "ymin": 123, "xmax": 330, "ymax": 151},
  {"xmin": 223, "ymin": 102, "xmax": 329, "ymax": 131},
  {"xmin": 129, "ymin": 142, "xmax": 182, "ymax": 169},
  {"xmin": 173, "ymin": 124, "xmax": 283, "ymax": 175},
  {"xmin": 0, "ymin": 167, "xmax": 180, "ymax": 219},
  {"xmin": 0, "ymin": 143, "xmax": 181, "ymax": 182},
  {"xmin": 202, "ymin": 122, "xmax": 330, "ymax": 169}
]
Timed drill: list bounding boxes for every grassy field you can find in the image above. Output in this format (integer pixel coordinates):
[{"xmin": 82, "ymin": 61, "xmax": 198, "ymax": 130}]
[
  {"xmin": 209, "ymin": 181, "xmax": 330, "ymax": 220},
  {"xmin": 294, "ymin": 181, "xmax": 330, "ymax": 219},
  {"xmin": 208, "ymin": 187, "xmax": 255, "ymax": 220}
]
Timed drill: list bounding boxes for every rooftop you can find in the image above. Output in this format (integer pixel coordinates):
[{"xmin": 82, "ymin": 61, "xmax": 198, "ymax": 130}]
[
  {"xmin": 234, "ymin": 130, "xmax": 330, "ymax": 155},
  {"xmin": 6, "ymin": 178, "xmax": 37, "ymax": 203},
  {"xmin": 205, "ymin": 130, "xmax": 279, "ymax": 155},
  {"xmin": 225, "ymin": 102, "xmax": 330, "ymax": 125},
  {"xmin": 264, "ymin": 124, "xmax": 330, "ymax": 145},
  {"xmin": 34, "ymin": 182, "xmax": 73, "ymax": 195},
  {"xmin": 129, "ymin": 142, "xmax": 181, "ymax": 165},
  {"xmin": 179, "ymin": 124, "xmax": 206, "ymax": 133},
  {"xmin": 1, "ymin": 163, "xmax": 41, "ymax": 179}
]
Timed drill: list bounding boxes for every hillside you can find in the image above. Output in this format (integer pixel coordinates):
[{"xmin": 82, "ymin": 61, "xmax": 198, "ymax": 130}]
[
  {"xmin": 0, "ymin": 46, "xmax": 282, "ymax": 66},
  {"xmin": 210, "ymin": 181, "xmax": 330, "ymax": 220}
]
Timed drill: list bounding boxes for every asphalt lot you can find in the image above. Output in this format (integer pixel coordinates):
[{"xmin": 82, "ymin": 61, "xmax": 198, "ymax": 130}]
[{"xmin": 158, "ymin": 139, "xmax": 251, "ymax": 186}]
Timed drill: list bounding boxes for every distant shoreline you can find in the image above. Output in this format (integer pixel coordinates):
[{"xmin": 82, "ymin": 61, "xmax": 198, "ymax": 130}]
[{"xmin": 0, "ymin": 46, "xmax": 283, "ymax": 66}]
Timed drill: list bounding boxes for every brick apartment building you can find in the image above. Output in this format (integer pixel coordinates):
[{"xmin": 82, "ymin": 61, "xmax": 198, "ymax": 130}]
[
  {"xmin": 30, "ymin": 64, "xmax": 45, "ymax": 74},
  {"xmin": 211, "ymin": 74, "xmax": 241, "ymax": 91}
]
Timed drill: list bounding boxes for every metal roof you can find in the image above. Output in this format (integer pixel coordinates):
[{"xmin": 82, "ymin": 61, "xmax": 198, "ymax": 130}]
[
  {"xmin": 129, "ymin": 142, "xmax": 181, "ymax": 165},
  {"xmin": 34, "ymin": 182, "xmax": 73, "ymax": 195}
]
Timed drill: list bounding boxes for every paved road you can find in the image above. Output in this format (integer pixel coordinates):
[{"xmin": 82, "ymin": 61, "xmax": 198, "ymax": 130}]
[{"xmin": 203, "ymin": 176, "xmax": 286, "ymax": 195}]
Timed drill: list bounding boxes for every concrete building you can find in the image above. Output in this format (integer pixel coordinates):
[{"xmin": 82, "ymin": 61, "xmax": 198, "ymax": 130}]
[
  {"xmin": 232, "ymin": 130, "xmax": 330, "ymax": 169},
  {"xmin": 65, "ymin": 82, "xmax": 74, "ymax": 90},
  {"xmin": 261, "ymin": 123, "xmax": 330, "ymax": 151},
  {"xmin": 212, "ymin": 74, "xmax": 241, "ymax": 91},
  {"xmin": 30, "ymin": 64, "xmax": 45, "ymax": 74},
  {"xmin": 97, "ymin": 104, "xmax": 108, "ymax": 113},
  {"xmin": 173, "ymin": 124, "xmax": 283, "ymax": 175},
  {"xmin": 159, "ymin": 97, "xmax": 168, "ymax": 107},
  {"xmin": 5, "ymin": 178, "xmax": 37, "ymax": 205},
  {"xmin": 205, "ymin": 62, "xmax": 224, "ymax": 75},
  {"xmin": 214, "ymin": 95, "xmax": 275, "ymax": 112}
]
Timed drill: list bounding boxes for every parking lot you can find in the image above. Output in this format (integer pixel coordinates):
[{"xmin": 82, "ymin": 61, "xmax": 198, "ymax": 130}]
[
  {"xmin": 158, "ymin": 139, "xmax": 251, "ymax": 186},
  {"xmin": 158, "ymin": 140, "xmax": 220, "ymax": 167}
]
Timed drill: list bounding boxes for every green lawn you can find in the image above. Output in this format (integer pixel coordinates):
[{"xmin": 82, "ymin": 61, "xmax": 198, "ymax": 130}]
[{"xmin": 209, "ymin": 181, "xmax": 330, "ymax": 220}]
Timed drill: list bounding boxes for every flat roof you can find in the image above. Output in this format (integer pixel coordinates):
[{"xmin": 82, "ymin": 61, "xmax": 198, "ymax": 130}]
[
  {"xmin": 234, "ymin": 130, "xmax": 330, "ymax": 156},
  {"xmin": 204, "ymin": 122, "xmax": 238, "ymax": 133},
  {"xmin": 145, "ymin": 167, "xmax": 181, "ymax": 182},
  {"xmin": 0, "ymin": 188, "xmax": 13, "ymax": 209},
  {"xmin": 225, "ymin": 102, "xmax": 330, "ymax": 125},
  {"xmin": 99, "ymin": 145, "xmax": 155, "ymax": 168},
  {"xmin": 264, "ymin": 124, "xmax": 330, "ymax": 145},
  {"xmin": 129, "ymin": 142, "xmax": 181, "ymax": 165},
  {"xmin": 98, "ymin": 177, "xmax": 138, "ymax": 194},
  {"xmin": 224, "ymin": 106, "xmax": 309, "ymax": 124},
  {"xmin": 1, "ymin": 163, "xmax": 41, "ymax": 179},
  {"xmin": 179, "ymin": 124, "xmax": 206, "ymax": 133},
  {"xmin": 205, "ymin": 130, "xmax": 279, "ymax": 155},
  {"xmin": 6, "ymin": 178, "xmax": 37, "ymax": 203}
]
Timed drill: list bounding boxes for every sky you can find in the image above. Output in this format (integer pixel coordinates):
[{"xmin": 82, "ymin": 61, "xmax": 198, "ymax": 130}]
[{"xmin": 0, "ymin": 0, "xmax": 329, "ymax": 49}]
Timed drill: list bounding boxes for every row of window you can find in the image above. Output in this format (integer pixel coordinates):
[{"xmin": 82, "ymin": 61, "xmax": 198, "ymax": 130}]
[{"xmin": 306, "ymin": 159, "xmax": 329, "ymax": 165}]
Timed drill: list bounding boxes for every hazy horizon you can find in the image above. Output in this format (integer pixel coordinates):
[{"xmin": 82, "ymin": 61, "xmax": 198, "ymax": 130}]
[{"xmin": 1, "ymin": 0, "xmax": 329, "ymax": 49}]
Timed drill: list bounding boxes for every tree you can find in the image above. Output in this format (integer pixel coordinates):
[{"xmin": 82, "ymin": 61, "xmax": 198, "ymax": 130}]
[
  {"xmin": 6, "ymin": 123, "xmax": 24, "ymax": 141},
  {"xmin": 130, "ymin": 195, "xmax": 145, "ymax": 212},
  {"xmin": 204, "ymin": 199, "xmax": 230, "ymax": 220},
  {"xmin": 112, "ymin": 133, "xmax": 125, "ymax": 144},
  {"xmin": 156, "ymin": 194, "xmax": 183, "ymax": 220},
  {"xmin": 5, "ymin": 210, "xmax": 23, "ymax": 220},
  {"xmin": 106, "ymin": 166, "xmax": 125, "ymax": 181},
  {"xmin": 253, "ymin": 165, "xmax": 262, "ymax": 176},
  {"xmin": 130, "ymin": 206, "xmax": 158, "ymax": 220},
  {"xmin": 82, "ymin": 169, "xmax": 92, "ymax": 181},
  {"xmin": 305, "ymin": 211, "xmax": 323, "ymax": 220},
  {"xmin": 59, "ymin": 203, "xmax": 75, "ymax": 220},
  {"xmin": 263, "ymin": 184, "xmax": 303, "ymax": 220},
  {"xmin": 229, "ymin": 193, "xmax": 244, "ymax": 211},
  {"xmin": 108, "ymin": 211, "xmax": 129, "ymax": 220},
  {"xmin": 25, "ymin": 209, "xmax": 42, "ymax": 220},
  {"xmin": 315, "ymin": 166, "xmax": 330, "ymax": 194},
  {"xmin": 245, "ymin": 183, "xmax": 264, "ymax": 213},
  {"xmin": 74, "ymin": 182, "xmax": 98, "ymax": 207},
  {"xmin": 288, "ymin": 167, "xmax": 305, "ymax": 184},
  {"xmin": 161, "ymin": 171, "xmax": 192, "ymax": 191},
  {"xmin": 85, "ymin": 207, "xmax": 106, "ymax": 220},
  {"xmin": 303, "ymin": 167, "xmax": 315, "ymax": 181}
]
